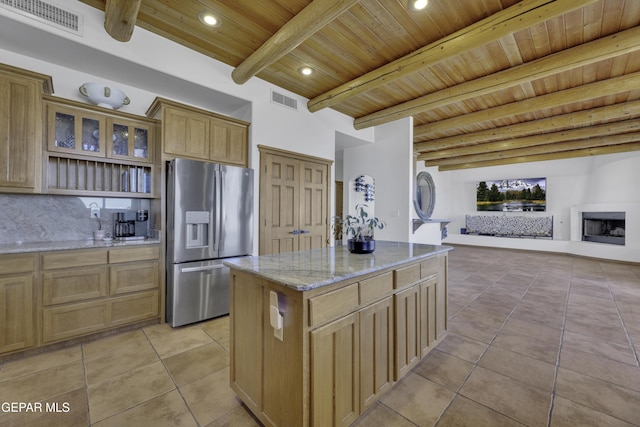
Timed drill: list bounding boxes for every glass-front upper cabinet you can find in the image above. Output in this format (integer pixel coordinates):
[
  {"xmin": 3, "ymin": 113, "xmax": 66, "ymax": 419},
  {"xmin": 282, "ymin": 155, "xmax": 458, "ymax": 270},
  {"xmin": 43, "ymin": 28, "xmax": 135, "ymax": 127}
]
[
  {"xmin": 47, "ymin": 103, "xmax": 105, "ymax": 158},
  {"xmin": 107, "ymin": 118, "xmax": 153, "ymax": 164}
]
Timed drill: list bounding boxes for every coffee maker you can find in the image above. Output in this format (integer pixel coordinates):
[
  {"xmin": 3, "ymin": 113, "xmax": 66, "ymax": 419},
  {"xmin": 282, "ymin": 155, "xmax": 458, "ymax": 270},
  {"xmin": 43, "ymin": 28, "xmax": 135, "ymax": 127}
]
[{"xmin": 113, "ymin": 210, "xmax": 149, "ymax": 240}]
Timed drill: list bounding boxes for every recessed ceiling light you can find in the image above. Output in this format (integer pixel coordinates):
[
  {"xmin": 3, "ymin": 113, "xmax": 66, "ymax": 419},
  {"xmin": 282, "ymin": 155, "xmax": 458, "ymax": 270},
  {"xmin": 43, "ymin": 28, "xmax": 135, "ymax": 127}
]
[
  {"xmin": 299, "ymin": 66, "xmax": 314, "ymax": 76},
  {"xmin": 410, "ymin": 0, "xmax": 429, "ymax": 10},
  {"xmin": 199, "ymin": 12, "xmax": 220, "ymax": 27}
]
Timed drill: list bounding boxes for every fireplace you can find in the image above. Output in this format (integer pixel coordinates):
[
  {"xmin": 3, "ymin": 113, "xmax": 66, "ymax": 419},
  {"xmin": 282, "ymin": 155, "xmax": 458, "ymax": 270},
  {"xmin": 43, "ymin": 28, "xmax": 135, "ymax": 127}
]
[{"xmin": 582, "ymin": 212, "xmax": 625, "ymax": 245}]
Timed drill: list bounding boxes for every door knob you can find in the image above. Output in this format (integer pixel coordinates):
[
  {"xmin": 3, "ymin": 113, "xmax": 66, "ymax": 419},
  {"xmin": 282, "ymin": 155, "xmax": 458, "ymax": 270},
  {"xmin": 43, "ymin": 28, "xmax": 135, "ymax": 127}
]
[
  {"xmin": 290, "ymin": 230, "xmax": 299, "ymax": 235},
  {"xmin": 299, "ymin": 230, "xmax": 310, "ymax": 234}
]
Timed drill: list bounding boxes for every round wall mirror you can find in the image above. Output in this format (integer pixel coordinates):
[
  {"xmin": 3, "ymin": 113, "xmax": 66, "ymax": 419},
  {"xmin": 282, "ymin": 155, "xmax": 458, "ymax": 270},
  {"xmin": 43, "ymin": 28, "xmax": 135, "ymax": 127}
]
[{"xmin": 414, "ymin": 171, "xmax": 435, "ymax": 220}]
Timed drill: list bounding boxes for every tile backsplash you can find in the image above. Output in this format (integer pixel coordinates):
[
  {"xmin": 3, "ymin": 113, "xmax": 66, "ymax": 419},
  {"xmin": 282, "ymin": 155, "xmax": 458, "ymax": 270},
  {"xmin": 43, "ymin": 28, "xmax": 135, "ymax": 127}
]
[{"xmin": 0, "ymin": 194, "xmax": 159, "ymax": 245}]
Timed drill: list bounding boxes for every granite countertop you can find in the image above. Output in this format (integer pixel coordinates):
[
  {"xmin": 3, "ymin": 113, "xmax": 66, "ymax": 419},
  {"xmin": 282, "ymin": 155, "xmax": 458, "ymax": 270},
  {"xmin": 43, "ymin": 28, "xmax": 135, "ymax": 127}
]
[
  {"xmin": 0, "ymin": 238, "xmax": 162, "ymax": 255},
  {"xmin": 224, "ymin": 240, "xmax": 453, "ymax": 291}
]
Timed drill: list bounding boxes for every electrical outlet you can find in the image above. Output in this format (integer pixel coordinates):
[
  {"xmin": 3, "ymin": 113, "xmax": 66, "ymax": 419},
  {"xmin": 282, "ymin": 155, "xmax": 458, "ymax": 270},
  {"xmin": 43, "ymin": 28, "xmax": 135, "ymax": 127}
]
[{"xmin": 91, "ymin": 207, "xmax": 100, "ymax": 219}]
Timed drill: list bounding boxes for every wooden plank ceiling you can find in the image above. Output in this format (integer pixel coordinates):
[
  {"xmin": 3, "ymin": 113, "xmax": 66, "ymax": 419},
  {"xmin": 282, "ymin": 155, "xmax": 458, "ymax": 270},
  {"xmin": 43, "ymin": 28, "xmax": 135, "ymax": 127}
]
[{"xmin": 81, "ymin": 0, "xmax": 640, "ymax": 170}]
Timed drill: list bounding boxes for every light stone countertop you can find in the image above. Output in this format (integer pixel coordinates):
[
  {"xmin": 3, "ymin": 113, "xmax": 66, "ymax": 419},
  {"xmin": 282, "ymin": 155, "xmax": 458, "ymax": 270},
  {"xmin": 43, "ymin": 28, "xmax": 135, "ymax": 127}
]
[
  {"xmin": 224, "ymin": 240, "xmax": 453, "ymax": 291},
  {"xmin": 0, "ymin": 238, "xmax": 162, "ymax": 255}
]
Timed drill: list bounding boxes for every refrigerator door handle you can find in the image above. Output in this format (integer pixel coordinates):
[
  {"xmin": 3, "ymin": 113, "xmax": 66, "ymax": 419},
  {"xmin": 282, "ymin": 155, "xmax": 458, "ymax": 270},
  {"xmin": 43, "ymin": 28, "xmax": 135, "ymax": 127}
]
[
  {"xmin": 180, "ymin": 264, "xmax": 227, "ymax": 273},
  {"xmin": 214, "ymin": 169, "xmax": 222, "ymax": 251}
]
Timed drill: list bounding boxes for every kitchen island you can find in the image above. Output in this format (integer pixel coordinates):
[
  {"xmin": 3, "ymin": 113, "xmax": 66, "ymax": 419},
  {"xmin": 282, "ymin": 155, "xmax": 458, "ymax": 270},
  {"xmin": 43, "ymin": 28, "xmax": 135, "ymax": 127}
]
[{"xmin": 224, "ymin": 241, "xmax": 452, "ymax": 427}]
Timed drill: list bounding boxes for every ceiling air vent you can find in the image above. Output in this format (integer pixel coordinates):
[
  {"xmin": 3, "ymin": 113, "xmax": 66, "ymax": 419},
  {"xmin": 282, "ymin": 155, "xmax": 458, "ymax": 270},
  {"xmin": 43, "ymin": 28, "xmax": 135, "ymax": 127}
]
[
  {"xmin": 271, "ymin": 89, "xmax": 298, "ymax": 111},
  {"xmin": 0, "ymin": 0, "xmax": 83, "ymax": 35}
]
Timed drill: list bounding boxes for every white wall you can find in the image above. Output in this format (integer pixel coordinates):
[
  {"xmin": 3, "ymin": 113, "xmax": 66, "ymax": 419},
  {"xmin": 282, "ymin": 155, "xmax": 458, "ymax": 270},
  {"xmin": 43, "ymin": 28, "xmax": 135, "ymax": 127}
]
[
  {"xmin": 429, "ymin": 151, "xmax": 640, "ymax": 262},
  {"xmin": 342, "ymin": 119, "xmax": 413, "ymax": 242}
]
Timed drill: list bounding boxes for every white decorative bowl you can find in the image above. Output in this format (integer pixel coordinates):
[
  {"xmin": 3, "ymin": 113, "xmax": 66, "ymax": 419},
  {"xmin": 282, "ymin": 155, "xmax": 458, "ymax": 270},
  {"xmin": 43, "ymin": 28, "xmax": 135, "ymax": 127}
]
[{"xmin": 79, "ymin": 82, "xmax": 130, "ymax": 109}]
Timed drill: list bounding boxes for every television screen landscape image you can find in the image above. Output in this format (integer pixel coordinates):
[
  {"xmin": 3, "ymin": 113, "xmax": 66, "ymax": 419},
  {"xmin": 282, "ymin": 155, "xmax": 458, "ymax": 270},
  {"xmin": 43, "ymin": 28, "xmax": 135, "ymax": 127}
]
[{"xmin": 476, "ymin": 177, "xmax": 546, "ymax": 212}]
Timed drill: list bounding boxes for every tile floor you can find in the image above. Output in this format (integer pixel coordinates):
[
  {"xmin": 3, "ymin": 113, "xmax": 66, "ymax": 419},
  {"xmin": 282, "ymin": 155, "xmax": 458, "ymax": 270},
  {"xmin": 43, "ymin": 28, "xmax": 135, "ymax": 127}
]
[{"xmin": 1, "ymin": 245, "xmax": 639, "ymax": 426}]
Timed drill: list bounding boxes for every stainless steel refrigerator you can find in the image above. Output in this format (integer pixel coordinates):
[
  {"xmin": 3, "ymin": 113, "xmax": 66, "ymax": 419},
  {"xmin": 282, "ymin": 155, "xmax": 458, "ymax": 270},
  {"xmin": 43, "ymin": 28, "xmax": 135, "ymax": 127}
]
[{"xmin": 166, "ymin": 158, "xmax": 253, "ymax": 327}]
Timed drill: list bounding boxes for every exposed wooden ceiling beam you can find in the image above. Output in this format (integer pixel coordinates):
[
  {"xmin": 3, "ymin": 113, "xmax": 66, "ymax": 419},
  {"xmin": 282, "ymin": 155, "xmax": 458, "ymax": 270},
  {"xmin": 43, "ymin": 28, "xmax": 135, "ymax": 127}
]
[
  {"xmin": 413, "ymin": 70, "xmax": 640, "ymax": 140},
  {"xmin": 414, "ymin": 100, "xmax": 640, "ymax": 153},
  {"xmin": 307, "ymin": 0, "xmax": 597, "ymax": 113},
  {"xmin": 104, "ymin": 0, "xmax": 141, "ymax": 42},
  {"xmin": 435, "ymin": 142, "xmax": 640, "ymax": 171},
  {"xmin": 231, "ymin": 0, "xmax": 361, "ymax": 84},
  {"xmin": 417, "ymin": 119, "xmax": 640, "ymax": 162},
  {"xmin": 355, "ymin": 26, "xmax": 640, "ymax": 130}
]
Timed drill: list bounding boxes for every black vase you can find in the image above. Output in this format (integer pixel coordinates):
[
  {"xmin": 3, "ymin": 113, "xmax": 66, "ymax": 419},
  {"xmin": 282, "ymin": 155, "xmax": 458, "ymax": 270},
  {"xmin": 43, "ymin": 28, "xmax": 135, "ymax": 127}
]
[{"xmin": 347, "ymin": 238, "xmax": 375, "ymax": 254}]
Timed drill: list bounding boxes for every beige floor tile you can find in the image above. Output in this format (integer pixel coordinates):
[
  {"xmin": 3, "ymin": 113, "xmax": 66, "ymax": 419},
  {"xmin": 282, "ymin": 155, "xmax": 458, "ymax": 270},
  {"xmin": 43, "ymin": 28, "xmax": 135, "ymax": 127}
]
[
  {"xmin": 180, "ymin": 367, "xmax": 243, "ymax": 426},
  {"xmin": 0, "ymin": 345, "xmax": 82, "ymax": 381},
  {"xmin": 0, "ymin": 360, "xmax": 84, "ymax": 403},
  {"xmin": 492, "ymin": 318, "xmax": 561, "ymax": 364},
  {"xmin": 447, "ymin": 317, "xmax": 500, "ymax": 344},
  {"xmin": 143, "ymin": 323, "xmax": 213, "ymax": 359},
  {"xmin": 561, "ymin": 330, "xmax": 637, "ymax": 365},
  {"xmin": 436, "ymin": 395, "xmax": 527, "ymax": 427},
  {"xmin": 87, "ymin": 360, "xmax": 175, "ymax": 423},
  {"xmin": 478, "ymin": 345, "xmax": 556, "ymax": 392},
  {"xmin": 351, "ymin": 402, "xmax": 416, "ymax": 427},
  {"xmin": 555, "ymin": 367, "xmax": 640, "ymax": 425},
  {"xmin": 204, "ymin": 405, "xmax": 264, "ymax": 427},
  {"xmin": 82, "ymin": 329, "xmax": 149, "ymax": 358},
  {"xmin": 84, "ymin": 338, "xmax": 159, "ymax": 386},
  {"xmin": 460, "ymin": 366, "xmax": 551, "ymax": 427},
  {"xmin": 559, "ymin": 346, "xmax": 640, "ymax": 391},
  {"xmin": 92, "ymin": 390, "xmax": 196, "ymax": 427},
  {"xmin": 380, "ymin": 372, "xmax": 454, "ymax": 426},
  {"xmin": 435, "ymin": 333, "xmax": 488, "ymax": 363},
  {"xmin": 0, "ymin": 387, "xmax": 89, "ymax": 427},
  {"xmin": 200, "ymin": 316, "xmax": 231, "ymax": 352},
  {"xmin": 163, "ymin": 342, "xmax": 229, "ymax": 388},
  {"xmin": 550, "ymin": 396, "xmax": 636, "ymax": 427},
  {"xmin": 413, "ymin": 349, "xmax": 474, "ymax": 392}
]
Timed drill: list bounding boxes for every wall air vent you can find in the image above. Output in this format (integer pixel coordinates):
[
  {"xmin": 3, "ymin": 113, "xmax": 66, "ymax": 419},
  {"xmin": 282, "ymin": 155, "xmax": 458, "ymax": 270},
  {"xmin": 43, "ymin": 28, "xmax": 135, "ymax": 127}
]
[
  {"xmin": 271, "ymin": 89, "xmax": 298, "ymax": 111},
  {"xmin": 0, "ymin": 0, "xmax": 83, "ymax": 35}
]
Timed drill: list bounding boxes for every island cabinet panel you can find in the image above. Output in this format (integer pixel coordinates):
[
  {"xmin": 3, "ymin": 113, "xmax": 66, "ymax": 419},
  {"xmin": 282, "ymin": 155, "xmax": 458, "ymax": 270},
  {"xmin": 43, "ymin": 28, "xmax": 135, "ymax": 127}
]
[
  {"xmin": 311, "ymin": 312, "xmax": 360, "ymax": 427},
  {"xmin": 0, "ymin": 253, "xmax": 36, "ymax": 354},
  {"xmin": 394, "ymin": 284, "xmax": 421, "ymax": 379},
  {"xmin": 359, "ymin": 296, "xmax": 394, "ymax": 410},
  {"xmin": 227, "ymin": 245, "xmax": 450, "ymax": 427}
]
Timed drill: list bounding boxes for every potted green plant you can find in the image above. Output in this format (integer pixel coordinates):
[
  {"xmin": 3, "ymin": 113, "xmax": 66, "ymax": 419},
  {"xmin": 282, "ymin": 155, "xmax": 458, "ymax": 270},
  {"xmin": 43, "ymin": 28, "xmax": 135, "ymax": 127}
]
[{"xmin": 333, "ymin": 204, "xmax": 386, "ymax": 254}]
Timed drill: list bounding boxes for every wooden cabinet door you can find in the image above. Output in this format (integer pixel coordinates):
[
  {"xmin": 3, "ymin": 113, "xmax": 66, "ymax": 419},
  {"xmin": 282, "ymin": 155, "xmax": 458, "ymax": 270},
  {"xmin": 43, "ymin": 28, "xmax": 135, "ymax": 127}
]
[
  {"xmin": 311, "ymin": 312, "xmax": 360, "ymax": 427},
  {"xmin": 299, "ymin": 160, "xmax": 329, "ymax": 251},
  {"xmin": 420, "ymin": 277, "xmax": 438, "ymax": 358},
  {"xmin": 46, "ymin": 103, "xmax": 106, "ymax": 158},
  {"xmin": 210, "ymin": 118, "xmax": 248, "ymax": 166},
  {"xmin": 261, "ymin": 152, "xmax": 300, "ymax": 254},
  {"xmin": 0, "ymin": 274, "xmax": 35, "ymax": 354},
  {"xmin": 0, "ymin": 73, "xmax": 42, "ymax": 192},
  {"xmin": 163, "ymin": 107, "xmax": 210, "ymax": 159},
  {"xmin": 107, "ymin": 117, "xmax": 154, "ymax": 164},
  {"xmin": 360, "ymin": 297, "xmax": 394, "ymax": 411},
  {"xmin": 394, "ymin": 284, "xmax": 421, "ymax": 379}
]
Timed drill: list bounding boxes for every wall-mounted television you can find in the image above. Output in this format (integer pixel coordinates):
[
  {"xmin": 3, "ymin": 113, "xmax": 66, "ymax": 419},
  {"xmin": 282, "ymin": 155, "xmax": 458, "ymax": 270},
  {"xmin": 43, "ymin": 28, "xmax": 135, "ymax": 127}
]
[{"xmin": 476, "ymin": 177, "xmax": 546, "ymax": 212}]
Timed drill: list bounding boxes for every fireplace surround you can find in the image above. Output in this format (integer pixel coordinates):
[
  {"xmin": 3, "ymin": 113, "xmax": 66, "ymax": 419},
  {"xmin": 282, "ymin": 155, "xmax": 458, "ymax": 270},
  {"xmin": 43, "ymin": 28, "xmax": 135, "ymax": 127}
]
[{"xmin": 582, "ymin": 211, "xmax": 625, "ymax": 245}]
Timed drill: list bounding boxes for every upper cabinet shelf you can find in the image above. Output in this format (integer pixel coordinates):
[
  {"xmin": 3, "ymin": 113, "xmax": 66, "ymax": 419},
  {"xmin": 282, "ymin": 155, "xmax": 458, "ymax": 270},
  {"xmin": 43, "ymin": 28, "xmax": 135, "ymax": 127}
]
[{"xmin": 45, "ymin": 97, "xmax": 156, "ymax": 164}]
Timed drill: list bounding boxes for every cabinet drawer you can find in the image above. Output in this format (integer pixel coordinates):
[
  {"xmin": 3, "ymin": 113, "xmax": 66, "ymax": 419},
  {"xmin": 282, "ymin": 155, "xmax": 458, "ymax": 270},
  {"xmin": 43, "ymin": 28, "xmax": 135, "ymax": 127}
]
[
  {"xmin": 110, "ymin": 261, "xmax": 159, "ymax": 295},
  {"xmin": 109, "ymin": 245, "xmax": 160, "ymax": 264},
  {"xmin": 359, "ymin": 272, "xmax": 393, "ymax": 305},
  {"xmin": 43, "ymin": 265, "xmax": 108, "ymax": 305},
  {"xmin": 42, "ymin": 249, "xmax": 108, "ymax": 270},
  {"xmin": 420, "ymin": 257, "xmax": 439, "ymax": 279},
  {"xmin": 309, "ymin": 284, "xmax": 359, "ymax": 327},
  {"xmin": 43, "ymin": 299, "xmax": 109, "ymax": 343},
  {"xmin": 0, "ymin": 253, "xmax": 35, "ymax": 275},
  {"xmin": 42, "ymin": 290, "xmax": 159, "ymax": 343},
  {"xmin": 394, "ymin": 263, "xmax": 421, "ymax": 289},
  {"xmin": 111, "ymin": 290, "xmax": 159, "ymax": 326}
]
